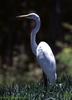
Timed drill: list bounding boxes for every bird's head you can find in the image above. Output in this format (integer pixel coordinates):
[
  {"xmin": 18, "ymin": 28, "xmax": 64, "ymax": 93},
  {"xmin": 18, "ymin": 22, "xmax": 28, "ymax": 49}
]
[{"xmin": 16, "ymin": 13, "xmax": 40, "ymax": 21}]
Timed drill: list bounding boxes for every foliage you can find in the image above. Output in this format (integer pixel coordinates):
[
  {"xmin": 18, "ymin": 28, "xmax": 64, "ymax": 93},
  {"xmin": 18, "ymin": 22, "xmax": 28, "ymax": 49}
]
[
  {"xmin": 0, "ymin": 79, "xmax": 72, "ymax": 100},
  {"xmin": 56, "ymin": 32, "xmax": 72, "ymax": 77},
  {"xmin": 57, "ymin": 47, "xmax": 72, "ymax": 76},
  {"xmin": 57, "ymin": 47, "xmax": 72, "ymax": 67},
  {"xmin": 64, "ymin": 34, "xmax": 72, "ymax": 43}
]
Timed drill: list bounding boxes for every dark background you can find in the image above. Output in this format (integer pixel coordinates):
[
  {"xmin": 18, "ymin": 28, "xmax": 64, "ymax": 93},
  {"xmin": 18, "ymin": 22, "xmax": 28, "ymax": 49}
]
[{"xmin": 0, "ymin": 0, "xmax": 72, "ymax": 84}]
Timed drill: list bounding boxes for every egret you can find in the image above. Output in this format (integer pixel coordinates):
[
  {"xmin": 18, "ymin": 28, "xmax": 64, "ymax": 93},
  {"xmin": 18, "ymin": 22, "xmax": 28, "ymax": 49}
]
[{"xmin": 17, "ymin": 13, "xmax": 57, "ymax": 86}]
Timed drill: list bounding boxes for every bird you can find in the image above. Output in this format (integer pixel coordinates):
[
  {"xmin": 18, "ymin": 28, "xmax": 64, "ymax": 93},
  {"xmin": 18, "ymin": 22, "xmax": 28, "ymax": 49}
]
[{"xmin": 17, "ymin": 13, "xmax": 57, "ymax": 86}]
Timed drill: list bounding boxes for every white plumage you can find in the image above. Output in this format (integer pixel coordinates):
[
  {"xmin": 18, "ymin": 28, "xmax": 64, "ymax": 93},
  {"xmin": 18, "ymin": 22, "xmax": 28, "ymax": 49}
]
[
  {"xmin": 36, "ymin": 41, "xmax": 57, "ymax": 84},
  {"xmin": 17, "ymin": 13, "xmax": 57, "ymax": 85}
]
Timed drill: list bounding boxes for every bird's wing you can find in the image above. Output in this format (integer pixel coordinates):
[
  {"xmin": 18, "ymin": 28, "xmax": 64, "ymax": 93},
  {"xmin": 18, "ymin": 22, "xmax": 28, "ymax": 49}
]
[{"xmin": 36, "ymin": 42, "xmax": 56, "ymax": 78}]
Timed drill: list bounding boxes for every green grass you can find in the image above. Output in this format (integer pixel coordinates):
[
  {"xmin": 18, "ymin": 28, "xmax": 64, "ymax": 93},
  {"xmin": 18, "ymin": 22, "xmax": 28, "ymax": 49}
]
[{"xmin": 0, "ymin": 78, "xmax": 72, "ymax": 100}]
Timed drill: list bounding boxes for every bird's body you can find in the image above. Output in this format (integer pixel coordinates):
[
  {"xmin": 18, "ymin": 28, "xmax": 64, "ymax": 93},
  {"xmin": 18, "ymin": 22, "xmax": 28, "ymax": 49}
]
[
  {"xmin": 36, "ymin": 41, "xmax": 57, "ymax": 84},
  {"xmin": 17, "ymin": 13, "xmax": 57, "ymax": 85}
]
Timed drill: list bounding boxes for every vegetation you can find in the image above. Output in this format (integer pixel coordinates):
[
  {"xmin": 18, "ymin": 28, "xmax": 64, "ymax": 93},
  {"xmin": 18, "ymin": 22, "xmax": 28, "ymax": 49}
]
[{"xmin": 0, "ymin": 79, "xmax": 72, "ymax": 100}]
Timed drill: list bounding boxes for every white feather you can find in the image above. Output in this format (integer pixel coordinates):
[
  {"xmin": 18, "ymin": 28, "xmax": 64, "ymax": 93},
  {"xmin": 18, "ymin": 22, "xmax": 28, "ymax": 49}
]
[{"xmin": 17, "ymin": 13, "xmax": 57, "ymax": 85}]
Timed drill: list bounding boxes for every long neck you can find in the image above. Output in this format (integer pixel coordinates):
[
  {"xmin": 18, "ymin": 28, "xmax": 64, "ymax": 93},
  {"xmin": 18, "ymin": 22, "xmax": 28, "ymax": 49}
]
[{"xmin": 31, "ymin": 17, "xmax": 40, "ymax": 55}]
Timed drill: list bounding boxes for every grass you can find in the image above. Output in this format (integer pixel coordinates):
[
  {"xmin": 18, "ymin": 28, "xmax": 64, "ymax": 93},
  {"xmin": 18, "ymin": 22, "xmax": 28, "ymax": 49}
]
[{"xmin": 0, "ymin": 77, "xmax": 72, "ymax": 100}]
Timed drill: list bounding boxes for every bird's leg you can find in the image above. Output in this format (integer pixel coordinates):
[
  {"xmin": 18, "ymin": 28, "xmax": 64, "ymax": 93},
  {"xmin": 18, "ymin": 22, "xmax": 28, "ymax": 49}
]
[{"xmin": 43, "ymin": 72, "xmax": 48, "ymax": 91}]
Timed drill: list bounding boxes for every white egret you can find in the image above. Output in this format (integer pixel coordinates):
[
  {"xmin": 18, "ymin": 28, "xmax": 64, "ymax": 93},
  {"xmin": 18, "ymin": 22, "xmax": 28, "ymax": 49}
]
[{"xmin": 17, "ymin": 13, "xmax": 57, "ymax": 86}]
